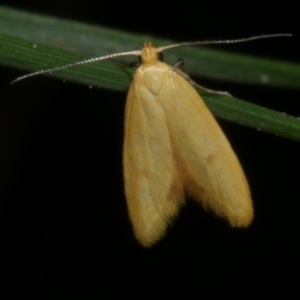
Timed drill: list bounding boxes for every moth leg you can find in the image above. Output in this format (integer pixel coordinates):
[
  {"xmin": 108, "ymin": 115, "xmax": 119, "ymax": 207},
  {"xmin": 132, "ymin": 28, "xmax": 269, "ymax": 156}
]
[
  {"xmin": 116, "ymin": 61, "xmax": 140, "ymax": 78},
  {"xmin": 117, "ymin": 61, "xmax": 140, "ymax": 68},
  {"xmin": 173, "ymin": 59, "xmax": 185, "ymax": 72},
  {"xmin": 172, "ymin": 61, "xmax": 231, "ymax": 97}
]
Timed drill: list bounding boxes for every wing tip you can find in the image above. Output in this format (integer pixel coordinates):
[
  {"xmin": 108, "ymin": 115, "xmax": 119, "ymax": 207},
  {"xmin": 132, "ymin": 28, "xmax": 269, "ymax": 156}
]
[{"xmin": 132, "ymin": 197, "xmax": 185, "ymax": 248}]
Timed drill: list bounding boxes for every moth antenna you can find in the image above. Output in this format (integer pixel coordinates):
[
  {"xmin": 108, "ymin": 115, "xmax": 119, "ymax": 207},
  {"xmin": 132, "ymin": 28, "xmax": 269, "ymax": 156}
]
[
  {"xmin": 11, "ymin": 33, "xmax": 292, "ymax": 84},
  {"xmin": 11, "ymin": 49, "xmax": 141, "ymax": 84},
  {"xmin": 158, "ymin": 33, "xmax": 292, "ymax": 52}
]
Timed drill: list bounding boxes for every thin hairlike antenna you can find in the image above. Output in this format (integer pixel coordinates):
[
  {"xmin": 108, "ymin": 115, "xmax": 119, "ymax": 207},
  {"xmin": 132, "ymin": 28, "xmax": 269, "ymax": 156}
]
[
  {"xmin": 11, "ymin": 49, "xmax": 141, "ymax": 84},
  {"xmin": 158, "ymin": 33, "xmax": 292, "ymax": 52},
  {"xmin": 11, "ymin": 33, "xmax": 292, "ymax": 84}
]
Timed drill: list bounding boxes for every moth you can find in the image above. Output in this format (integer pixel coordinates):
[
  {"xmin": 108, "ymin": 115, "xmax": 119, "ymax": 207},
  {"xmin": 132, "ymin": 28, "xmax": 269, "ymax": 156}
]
[{"xmin": 12, "ymin": 33, "xmax": 291, "ymax": 247}]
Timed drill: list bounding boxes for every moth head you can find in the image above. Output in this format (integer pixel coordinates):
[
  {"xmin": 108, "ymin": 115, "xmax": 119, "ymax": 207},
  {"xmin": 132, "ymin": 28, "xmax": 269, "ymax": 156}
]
[{"xmin": 140, "ymin": 42, "xmax": 163, "ymax": 64}]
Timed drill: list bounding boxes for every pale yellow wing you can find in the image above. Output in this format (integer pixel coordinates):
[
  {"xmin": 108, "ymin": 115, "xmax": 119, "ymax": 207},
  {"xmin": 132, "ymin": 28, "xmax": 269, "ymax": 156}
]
[
  {"xmin": 123, "ymin": 68, "xmax": 185, "ymax": 247},
  {"xmin": 158, "ymin": 65, "xmax": 253, "ymax": 227}
]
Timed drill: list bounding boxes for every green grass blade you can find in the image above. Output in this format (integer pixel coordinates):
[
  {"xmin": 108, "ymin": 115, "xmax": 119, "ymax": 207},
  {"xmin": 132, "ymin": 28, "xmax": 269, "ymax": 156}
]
[
  {"xmin": 1, "ymin": 5, "xmax": 300, "ymax": 142},
  {"xmin": 200, "ymin": 91, "xmax": 300, "ymax": 142},
  {"xmin": 0, "ymin": 33, "xmax": 132, "ymax": 91},
  {"xmin": 0, "ymin": 6, "xmax": 298, "ymax": 89}
]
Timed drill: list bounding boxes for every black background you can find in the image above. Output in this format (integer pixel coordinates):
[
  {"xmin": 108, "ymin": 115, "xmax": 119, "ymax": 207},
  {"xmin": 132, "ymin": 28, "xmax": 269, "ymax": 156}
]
[{"xmin": 0, "ymin": 1, "xmax": 299, "ymax": 296}]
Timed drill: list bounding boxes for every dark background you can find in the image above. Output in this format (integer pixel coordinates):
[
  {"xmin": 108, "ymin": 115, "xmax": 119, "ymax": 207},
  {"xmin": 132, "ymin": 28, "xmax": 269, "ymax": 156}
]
[{"xmin": 0, "ymin": 0, "xmax": 299, "ymax": 296}]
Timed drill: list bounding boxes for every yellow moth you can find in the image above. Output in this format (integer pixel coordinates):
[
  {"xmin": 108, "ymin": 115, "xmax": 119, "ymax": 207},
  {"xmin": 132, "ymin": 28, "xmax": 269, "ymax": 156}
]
[
  {"xmin": 12, "ymin": 34, "xmax": 291, "ymax": 247},
  {"xmin": 123, "ymin": 42, "xmax": 254, "ymax": 248}
]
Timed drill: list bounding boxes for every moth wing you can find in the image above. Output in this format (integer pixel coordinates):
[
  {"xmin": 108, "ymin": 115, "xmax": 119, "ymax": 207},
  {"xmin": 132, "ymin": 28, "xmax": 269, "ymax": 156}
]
[
  {"xmin": 123, "ymin": 75, "xmax": 184, "ymax": 247},
  {"xmin": 159, "ymin": 68, "xmax": 253, "ymax": 226}
]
